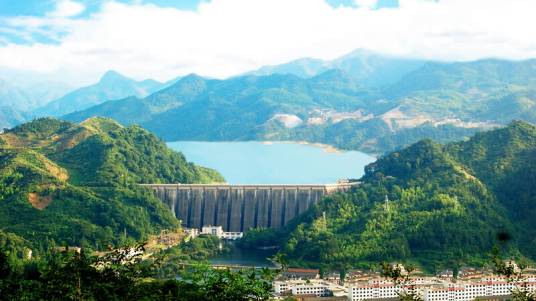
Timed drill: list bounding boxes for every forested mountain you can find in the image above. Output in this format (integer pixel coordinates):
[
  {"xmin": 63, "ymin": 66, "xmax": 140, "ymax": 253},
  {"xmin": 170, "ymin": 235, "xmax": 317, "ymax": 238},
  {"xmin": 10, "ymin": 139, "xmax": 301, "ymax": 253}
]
[
  {"xmin": 245, "ymin": 121, "xmax": 536, "ymax": 271},
  {"xmin": 61, "ymin": 55, "xmax": 536, "ymax": 154},
  {"xmin": 0, "ymin": 117, "xmax": 223, "ymax": 253},
  {"xmin": 385, "ymin": 59, "xmax": 536, "ymax": 122},
  {"xmin": 63, "ymin": 71, "xmax": 381, "ymax": 140},
  {"xmin": 33, "ymin": 71, "xmax": 166, "ymax": 117}
]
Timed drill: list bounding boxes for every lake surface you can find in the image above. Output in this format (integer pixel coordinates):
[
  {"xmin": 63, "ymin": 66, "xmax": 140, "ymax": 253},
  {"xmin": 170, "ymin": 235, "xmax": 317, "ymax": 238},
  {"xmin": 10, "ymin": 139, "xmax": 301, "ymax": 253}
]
[{"xmin": 167, "ymin": 141, "xmax": 375, "ymax": 184}]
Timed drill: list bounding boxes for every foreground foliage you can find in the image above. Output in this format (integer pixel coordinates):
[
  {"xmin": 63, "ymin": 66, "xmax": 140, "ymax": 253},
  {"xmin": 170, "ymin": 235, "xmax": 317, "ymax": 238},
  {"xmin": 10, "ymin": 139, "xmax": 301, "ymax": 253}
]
[{"xmin": 0, "ymin": 245, "xmax": 274, "ymax": 301}]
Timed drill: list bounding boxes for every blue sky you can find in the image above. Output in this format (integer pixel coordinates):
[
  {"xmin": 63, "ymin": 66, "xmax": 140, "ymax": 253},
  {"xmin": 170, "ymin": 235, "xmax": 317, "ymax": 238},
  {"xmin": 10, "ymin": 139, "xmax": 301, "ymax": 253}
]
[
  {"xmin": 0, "ymin": 0, "xmax": 534, "ymax": 85},
  {"xmin": 2, "ymin": 0, "xmax": 401, "ymax": 46},
  {"xmin": 0, "ymin": 0, "xmax": 399, "ymax": 18},
  {"xmin": 0, "ymin": 1, "xmax": 207, "ymax": 17}
]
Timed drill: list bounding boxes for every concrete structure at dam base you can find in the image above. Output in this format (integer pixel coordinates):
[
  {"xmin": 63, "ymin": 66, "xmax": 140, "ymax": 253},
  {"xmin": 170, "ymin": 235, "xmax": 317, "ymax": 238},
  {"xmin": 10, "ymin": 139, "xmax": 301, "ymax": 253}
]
[{"xmin": 142, "ymin": 182, "xmax": 359, "ymax": 232}]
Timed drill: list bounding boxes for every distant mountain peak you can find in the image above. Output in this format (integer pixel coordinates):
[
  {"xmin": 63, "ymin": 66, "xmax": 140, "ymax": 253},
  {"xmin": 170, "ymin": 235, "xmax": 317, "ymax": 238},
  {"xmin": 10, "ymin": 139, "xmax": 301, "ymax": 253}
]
[
  {"xmin": 33, "ymin": 70, "xmax": 165, "ymax": 117},
  {"xmin": 169, "ymin": 73, "xmax": 207, "ymax": 88},
  {"xmin": 99, "ymin": 70, "xmax": 131, "ymax": 84},
  {"xmin": 180, "ymin": 73, "xmax": 205, "ymax": 81},
  {"xmin": 338, "ymin": 48, "xmax": 377, "ymax": 59},
  {"xmin": 245, "ymin": 48, "xmax": 426, "ymax": 87},
  {"xmin": 80, "ymin": 116, "xmax": 124, "ymax": 134}
]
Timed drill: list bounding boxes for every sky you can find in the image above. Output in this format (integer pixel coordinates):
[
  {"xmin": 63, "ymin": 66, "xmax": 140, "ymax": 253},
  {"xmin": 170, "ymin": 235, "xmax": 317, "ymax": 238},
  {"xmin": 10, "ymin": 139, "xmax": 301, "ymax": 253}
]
[{"xmin": 0, "ymin": 0, "xmax": 536, "ymax": 85}]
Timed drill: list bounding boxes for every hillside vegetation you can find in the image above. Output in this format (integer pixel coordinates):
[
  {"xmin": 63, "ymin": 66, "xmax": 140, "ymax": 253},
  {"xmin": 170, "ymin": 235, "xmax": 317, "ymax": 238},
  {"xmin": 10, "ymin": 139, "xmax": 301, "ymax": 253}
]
[
  {"xmin": 246, "ymin": 121, "xmax": 536, "ymax": 271},
  {"xmin": 0, "ymin": 117, "xmax": 223, "ymax": 252}
]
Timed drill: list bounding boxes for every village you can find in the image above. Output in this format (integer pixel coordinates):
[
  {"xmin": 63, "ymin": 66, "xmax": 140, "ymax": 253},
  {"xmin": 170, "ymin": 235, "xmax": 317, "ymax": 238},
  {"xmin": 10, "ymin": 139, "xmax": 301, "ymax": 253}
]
[{"xmin": 272, "ymin": 264, "xmax": 536, "ymax": 301}]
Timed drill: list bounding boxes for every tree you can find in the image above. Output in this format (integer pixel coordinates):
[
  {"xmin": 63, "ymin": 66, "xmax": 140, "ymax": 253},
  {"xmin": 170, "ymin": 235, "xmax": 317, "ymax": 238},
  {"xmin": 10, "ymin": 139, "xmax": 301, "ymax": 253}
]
[
  {"xmin": 492, "ymin": 253, "xmax": 536, "ymax": 301},
  {"xmin": 380, "ymin": 262, "xmax": 423, "ymax": 301}
]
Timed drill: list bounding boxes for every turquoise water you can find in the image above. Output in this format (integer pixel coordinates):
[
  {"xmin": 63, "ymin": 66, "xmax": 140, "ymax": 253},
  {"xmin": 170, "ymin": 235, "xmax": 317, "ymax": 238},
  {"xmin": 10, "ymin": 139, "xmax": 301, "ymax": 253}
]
[{"xmin": 167, "ymin": 141, "xmax": 376, "ymax": 184}]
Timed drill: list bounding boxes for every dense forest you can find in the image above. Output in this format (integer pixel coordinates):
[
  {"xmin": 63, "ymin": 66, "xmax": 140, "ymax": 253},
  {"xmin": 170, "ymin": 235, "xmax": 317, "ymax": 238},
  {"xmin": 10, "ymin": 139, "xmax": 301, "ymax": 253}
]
[
  {"xmin": 0, "ymin": 117, "xmax": 223, "ymax": 254},
  {"xmin": 243, "ymin": 121, "xmax": 536, "ymax": 272}
]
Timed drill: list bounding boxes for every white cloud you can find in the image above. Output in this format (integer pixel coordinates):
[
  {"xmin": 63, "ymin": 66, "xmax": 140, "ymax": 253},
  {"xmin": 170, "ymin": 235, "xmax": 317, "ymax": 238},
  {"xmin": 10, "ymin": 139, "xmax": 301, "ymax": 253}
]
[
  {"xmin": 46, "ymin": 0, "xmax": 85, "ymax": 18},
  {"xmin": 354, "ymin": 0, "xmax": 378, "ymax": 9},
  {"xmin": 0, "ymin": 0, "xmax": 536, "ymax": 85}
]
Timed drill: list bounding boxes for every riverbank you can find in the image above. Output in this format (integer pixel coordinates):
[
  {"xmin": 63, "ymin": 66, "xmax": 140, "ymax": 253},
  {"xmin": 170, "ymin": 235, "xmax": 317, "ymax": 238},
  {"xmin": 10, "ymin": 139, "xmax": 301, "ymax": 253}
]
[{"xmin": 260, "ymin": 140, "xmax": 342, "ymax": 154}]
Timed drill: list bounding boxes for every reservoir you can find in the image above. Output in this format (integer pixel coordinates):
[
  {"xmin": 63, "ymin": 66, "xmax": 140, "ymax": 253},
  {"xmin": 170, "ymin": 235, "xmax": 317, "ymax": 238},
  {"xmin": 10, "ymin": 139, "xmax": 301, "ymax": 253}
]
[{"xmin": 167, "ymin": 141, "xmax": 375, "ymax": 184}]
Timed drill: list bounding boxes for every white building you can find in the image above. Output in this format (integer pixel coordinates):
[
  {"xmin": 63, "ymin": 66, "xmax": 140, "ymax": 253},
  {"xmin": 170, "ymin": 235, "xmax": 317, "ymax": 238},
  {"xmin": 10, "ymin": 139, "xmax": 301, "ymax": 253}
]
[
  {"xmin": 347, "ymin": 276, "xmax": 439, "ymax": 301},
  {"xmin": 200, "ymin": 225, "xmax": 243, "ymax": 240},
  {"xmin": 292, "ymin": 282, "xmax": 332, "ymax": 297},
  {"xmin": 201, "ymin": 225, "xmax": 224, "ymax": 237},
  {"xmin": 423, "ymin": 277, "xmax": 536, "ymax": 301},
  {"xmin": 274, "ymin": 281, "xmax": 291, "ymax": 295},
  {"xmin": 349, "ymin": 283, "xmax": 408, "ymax": 301},
  {"xmin": 274, "ymin": 280, "xmax": 346, "ymax": 297},
  {"xmin": 221, "ymin": 231, "xmax": 243, "ymax": 240},
  {"xmin": 277, "ymin": 270, "xmax": 536, "ymax": 301}
]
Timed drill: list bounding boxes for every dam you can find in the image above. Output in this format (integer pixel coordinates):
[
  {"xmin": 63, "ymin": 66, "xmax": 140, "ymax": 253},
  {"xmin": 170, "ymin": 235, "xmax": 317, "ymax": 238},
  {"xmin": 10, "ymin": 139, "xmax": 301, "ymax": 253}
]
[{"xmin": 142, "ymin": 182, "xmax": 358, "ymax": 232}]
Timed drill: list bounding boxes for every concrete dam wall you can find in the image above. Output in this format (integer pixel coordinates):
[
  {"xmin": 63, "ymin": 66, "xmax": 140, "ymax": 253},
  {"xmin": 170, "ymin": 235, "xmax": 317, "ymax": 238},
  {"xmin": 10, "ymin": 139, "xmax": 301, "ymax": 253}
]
[{"xmin": 143, "ymin": 183, "xmax": 357, "ymax": 232}]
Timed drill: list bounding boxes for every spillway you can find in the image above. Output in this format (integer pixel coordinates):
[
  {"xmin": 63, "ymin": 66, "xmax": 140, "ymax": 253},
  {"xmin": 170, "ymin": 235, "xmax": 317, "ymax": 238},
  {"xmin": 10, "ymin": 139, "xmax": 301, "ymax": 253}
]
[{"xmin": 142, "ymin": 183, "xmax": 358, "ymax": 231}]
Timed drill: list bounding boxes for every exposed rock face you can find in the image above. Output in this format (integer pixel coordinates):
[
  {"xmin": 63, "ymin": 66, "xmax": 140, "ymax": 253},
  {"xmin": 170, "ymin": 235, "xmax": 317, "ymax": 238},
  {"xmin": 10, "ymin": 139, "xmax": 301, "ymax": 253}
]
[{"xmin": 270, "ymin": 114, "xmax": 303, "ymax": 128}]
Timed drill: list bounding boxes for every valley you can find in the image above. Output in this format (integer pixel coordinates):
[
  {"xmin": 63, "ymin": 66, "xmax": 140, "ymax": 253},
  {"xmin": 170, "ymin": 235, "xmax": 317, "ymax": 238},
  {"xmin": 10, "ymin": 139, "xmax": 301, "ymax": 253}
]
[
  {"xmin": 4, "ymin": 1, "xmax": 536, "ymax": 299},
  {"xmin": 2, "ymin": 52, "xmax": 536, "ymax": 300}
]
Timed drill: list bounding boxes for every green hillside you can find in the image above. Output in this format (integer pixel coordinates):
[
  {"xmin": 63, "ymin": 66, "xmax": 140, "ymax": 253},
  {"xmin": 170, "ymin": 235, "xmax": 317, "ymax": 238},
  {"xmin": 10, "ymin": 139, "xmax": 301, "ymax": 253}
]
[
  {"xmin": 253, "ymin": 121, "xmax": 536, "ymax": 271},
  {"xmin": 64, "ymin": 72, "xmax": 381, "ymax": 142},
  {"xmin": 0, "ymin": 117, "xmax": 223, "ymax": 252}
]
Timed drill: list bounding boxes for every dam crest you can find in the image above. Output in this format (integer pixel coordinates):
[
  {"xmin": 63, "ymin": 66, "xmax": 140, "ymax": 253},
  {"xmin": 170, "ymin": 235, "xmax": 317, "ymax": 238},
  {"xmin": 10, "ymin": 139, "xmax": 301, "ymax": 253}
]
[{"xmin": 142, "ymin": 182, "xmax": 358, "ymax": 232}]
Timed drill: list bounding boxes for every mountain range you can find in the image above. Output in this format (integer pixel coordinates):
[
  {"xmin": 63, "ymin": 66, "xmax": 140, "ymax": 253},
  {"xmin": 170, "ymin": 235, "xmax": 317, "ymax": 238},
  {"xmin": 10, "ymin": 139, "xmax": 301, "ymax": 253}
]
[
  {"xmin": 61, "ymin": 56, "xmax": 536, "ymax": 153},
  {"xmin": 247, "ymin": 49, "xmax": 425, "ymax": 87},
  {"xmin": 3, "ymin": 49, "xmax": 536, "ymax": 154},
  {"xmin": 32, "ymin": 71, "xmax": 172, "ymax": 118}
]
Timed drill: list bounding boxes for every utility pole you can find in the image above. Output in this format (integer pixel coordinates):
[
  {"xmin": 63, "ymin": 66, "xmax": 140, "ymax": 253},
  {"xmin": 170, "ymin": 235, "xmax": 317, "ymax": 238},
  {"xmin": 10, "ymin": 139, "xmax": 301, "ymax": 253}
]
[{"xmin": 384, "ymin": 195, "xmax": 390, "ymax": 211}]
